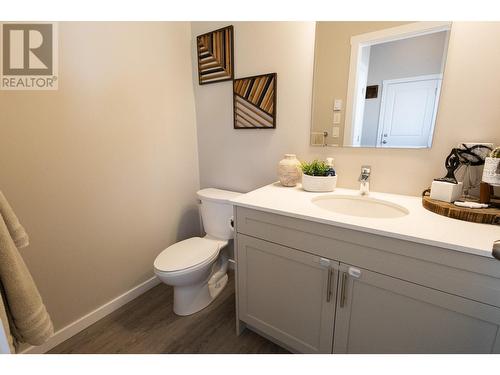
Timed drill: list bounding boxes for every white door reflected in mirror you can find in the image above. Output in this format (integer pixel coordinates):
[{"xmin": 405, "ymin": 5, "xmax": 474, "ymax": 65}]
[{"xmin": 375, "ymin": 74, "xmax": 441, "ymax": 148}]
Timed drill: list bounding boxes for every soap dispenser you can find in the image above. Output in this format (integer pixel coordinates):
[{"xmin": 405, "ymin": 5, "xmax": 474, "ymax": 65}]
[{"xmin": 325, "ymin": 157, "xmax": 336, "ymax": 176}]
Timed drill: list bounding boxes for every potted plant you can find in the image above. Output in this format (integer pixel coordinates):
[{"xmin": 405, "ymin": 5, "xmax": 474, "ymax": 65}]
[
  {"xmin": 300, "ymin": 160, "xmax": 337, "ymax": 192},
  {"xmin": 482, "ymin": 146, "xmax": 500, "ymax": 187}
]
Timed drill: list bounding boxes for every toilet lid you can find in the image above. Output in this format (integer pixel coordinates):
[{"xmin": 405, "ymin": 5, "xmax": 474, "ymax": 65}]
[{"xmin": 154, "ymin": 237, "xmax": 221, "ymax": 272}]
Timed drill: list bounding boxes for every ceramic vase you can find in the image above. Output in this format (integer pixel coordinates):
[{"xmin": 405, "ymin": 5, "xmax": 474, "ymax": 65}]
[{"xmin": 278, "ymin": 154, "xmax": 302, "ymax": 187}]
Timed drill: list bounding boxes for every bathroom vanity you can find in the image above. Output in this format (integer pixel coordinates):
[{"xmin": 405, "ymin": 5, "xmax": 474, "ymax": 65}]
[{"xmin": 231, "ymin": 184, "xmax": 500, "ymax": 353}]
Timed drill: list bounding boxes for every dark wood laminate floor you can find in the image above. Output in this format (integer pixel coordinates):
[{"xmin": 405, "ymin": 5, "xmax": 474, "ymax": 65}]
[{"xmin": 49, "ymin": 273, "xmax": 288, "ymax": 354}]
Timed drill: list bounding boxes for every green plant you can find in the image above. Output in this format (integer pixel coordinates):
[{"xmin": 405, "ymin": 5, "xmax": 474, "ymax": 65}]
[
  {"xmin": 301, "ymin": 160, "xmax": 330, "ymax": 176},
  {"xmin": 490, "ymin": 147, "xmax": 500, "ymax": 158}
]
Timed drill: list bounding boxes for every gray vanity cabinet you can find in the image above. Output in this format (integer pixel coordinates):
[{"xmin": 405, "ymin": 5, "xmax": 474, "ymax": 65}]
[
  {"xmin": 234, "ymin": 206, "xmax": 500, "ymax": 354},
  {"xmin": 333, "ymin": 263, "xmax": 500, "ymax": 354},
  {"xmin": 237, "ymin": 234, "xmax": 338, "ymax": 353}
]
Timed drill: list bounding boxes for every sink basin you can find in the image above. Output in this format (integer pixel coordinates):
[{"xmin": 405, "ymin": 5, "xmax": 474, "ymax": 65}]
[{"xmin": 312, "ymin": 195, "xmax": 409, "ymax": 219}]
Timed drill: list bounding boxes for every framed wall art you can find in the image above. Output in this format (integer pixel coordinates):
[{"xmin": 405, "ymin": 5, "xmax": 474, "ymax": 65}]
[
  {"xmin": 233, "ymin": 73, "xmax": 277, "ymax": 129},
  {"xmin": 196, "ymin": 25, "xmax": 234, "ymax": 85}
]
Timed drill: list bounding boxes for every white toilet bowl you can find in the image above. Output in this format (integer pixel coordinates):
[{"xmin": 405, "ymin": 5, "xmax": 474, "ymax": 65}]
[
  {"xmin": 153, "ymin": 188, "xmax": 241, "ymax": 316},
  {"xmin": 154, "ymin": 236, "xmax": 229, "ymax": 315}
]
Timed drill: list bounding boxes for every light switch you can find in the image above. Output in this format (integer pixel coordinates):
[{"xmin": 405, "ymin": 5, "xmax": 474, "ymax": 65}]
[
  {"xmin": 333, "ymin": 112, "xmax": 341, "ymax": 124},
  {"xmin": 333, "ymin": 99, "xmax": 342, "ymax": 111},
  {"xmin": 331, "ymin": 126, "xmax": 340, "ymax": 138}
]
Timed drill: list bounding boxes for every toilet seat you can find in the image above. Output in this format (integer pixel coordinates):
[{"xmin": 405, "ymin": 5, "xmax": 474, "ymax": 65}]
[{"xmin": 153, "ymin": 236, "xmax": 226, "ymax": 274}]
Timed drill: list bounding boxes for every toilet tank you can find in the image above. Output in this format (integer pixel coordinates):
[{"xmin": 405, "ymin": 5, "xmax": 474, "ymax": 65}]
[{"xmin": 197, "ymin": 188, "xmax": 242, "ymax": 240}]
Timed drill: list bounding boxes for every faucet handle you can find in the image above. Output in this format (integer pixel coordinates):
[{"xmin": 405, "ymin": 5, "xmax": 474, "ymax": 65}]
[
  {"xmin": 359, "ymin": 165, "xmax": 371, "ymax": 181},
  {"xmin": 359, "ymin": 166, "xmax": 371, "ymax": 194},
  {"xmin": 361, "ymin": 165, "xmax": 371, "ymax": 174}
]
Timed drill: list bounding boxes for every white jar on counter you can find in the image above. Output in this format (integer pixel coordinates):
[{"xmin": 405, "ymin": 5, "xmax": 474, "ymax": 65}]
[{"xmin": 278, "ymin": 154, "xmax": 302, "ymax": 187}]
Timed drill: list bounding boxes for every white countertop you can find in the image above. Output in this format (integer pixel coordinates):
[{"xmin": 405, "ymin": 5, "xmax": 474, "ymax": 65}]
[{"xmin": 231, "ymin": 183, "xmax": 500, "ymax": 259}]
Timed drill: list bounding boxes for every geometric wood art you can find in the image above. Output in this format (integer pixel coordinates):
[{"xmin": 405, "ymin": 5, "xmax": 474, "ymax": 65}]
[
  {"xmin": 233, "ymin": 73, "xmax": 277, "ymax": 129},
  {"xmin": 196, "ymin": 25, "xmax": 234, "ymax": 85}
]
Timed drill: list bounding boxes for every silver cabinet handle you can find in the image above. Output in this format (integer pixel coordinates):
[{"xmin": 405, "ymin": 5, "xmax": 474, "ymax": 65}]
[
  {"xmin": 326, "ymin": 268, "xmax": 333, "ymax": 302},
  {"xmin": 340, "ymin": 272, "xmax": 348, "ymax": 308},
  {"xmin": 493, "ymin": 240, "xmax": 500, "ymax": 260},
  {"xmin": 348, "ymin": 267, "xmax": 361, "ymax": 278}
]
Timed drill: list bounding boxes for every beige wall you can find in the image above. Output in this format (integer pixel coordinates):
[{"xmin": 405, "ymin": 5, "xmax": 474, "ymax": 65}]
[
  {"xmin": 311, "ymin": 22, "xmax": 410, "ymax": 145},
  {"xmin": 192, "ymin": 21, "xmax": 500, "ymax": 196},
  {"xmin": 0, "ymin": 22, "xmax": 200, "ymax": 330}
]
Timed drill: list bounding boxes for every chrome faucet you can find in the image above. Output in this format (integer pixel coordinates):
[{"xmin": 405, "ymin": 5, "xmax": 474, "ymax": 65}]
[{"xmin": 359, "ymin": 165, "xmax": 371, "ymax": 195}]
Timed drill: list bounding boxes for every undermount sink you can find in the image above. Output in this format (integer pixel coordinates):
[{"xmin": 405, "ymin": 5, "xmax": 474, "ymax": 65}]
[{"xmin": 312, "ymin": 195, "xmax": 409, "ymax": 219}]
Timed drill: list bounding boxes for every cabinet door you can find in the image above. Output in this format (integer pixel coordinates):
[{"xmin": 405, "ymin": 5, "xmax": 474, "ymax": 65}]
[
  {"xmin": 237, "ymin": 234, "xmax": 338, "ymax": 353},
  {"xmin": 333, "ymin": 263, "xmax": 500, "ymax": 353}
]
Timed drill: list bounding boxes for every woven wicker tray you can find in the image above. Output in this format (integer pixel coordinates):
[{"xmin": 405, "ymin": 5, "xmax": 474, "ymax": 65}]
[{"xmin": 422, "ymin": 195, "xmax": 500, "ymax": 225}]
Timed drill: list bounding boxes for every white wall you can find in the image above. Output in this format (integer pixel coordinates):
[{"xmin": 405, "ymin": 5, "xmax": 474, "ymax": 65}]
[
  {"xmin": 192, "ymin": 22, "xmax": 316, "ymax": 193},
  {"xmin": 361, "ymin": 31, "xmax": 448, "ymax": 146},
  {"xmin": 192, "ymin": 22, "xmax": 500, "ymax": 196},
  {"xmin": 0, "ymin": 22, "xmax": 200, "ymax": 330}
]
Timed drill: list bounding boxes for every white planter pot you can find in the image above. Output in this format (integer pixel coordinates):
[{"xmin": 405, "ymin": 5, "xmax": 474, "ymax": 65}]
[
  {"xmin": 301, "ymin": 174, "xmax": 337, "ymax": 192},
  {"xmin": 482, "ymin": 157, "xmax": 500, "ymax": 186}
]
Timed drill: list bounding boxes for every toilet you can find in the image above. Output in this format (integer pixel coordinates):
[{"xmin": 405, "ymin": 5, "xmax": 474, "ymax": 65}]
[{"xmin": 153, "ymin": 188, "xmax": 241, "ymax": 316}]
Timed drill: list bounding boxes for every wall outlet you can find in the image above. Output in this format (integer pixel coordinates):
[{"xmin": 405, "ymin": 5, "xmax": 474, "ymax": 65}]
[{"xmin": 331, "ymin": 126, "xmax": 340, "ymax": 138}]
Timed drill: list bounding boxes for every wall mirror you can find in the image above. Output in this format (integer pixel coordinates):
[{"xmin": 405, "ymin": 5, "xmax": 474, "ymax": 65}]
[{"xmin": 310, "ymin": 22, "xmax": 452, "ymax": 148}]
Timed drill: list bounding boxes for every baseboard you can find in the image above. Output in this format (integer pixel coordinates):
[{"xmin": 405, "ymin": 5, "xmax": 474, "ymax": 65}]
[{"xmin": 21, "ymin": 275, "xmax": 161, "ymax": 354}]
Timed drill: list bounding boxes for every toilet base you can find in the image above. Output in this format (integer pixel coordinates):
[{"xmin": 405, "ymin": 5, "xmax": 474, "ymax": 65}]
[{"xmin": 173, "ymin": 272, "xmax": 228, "ymax": 316}]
